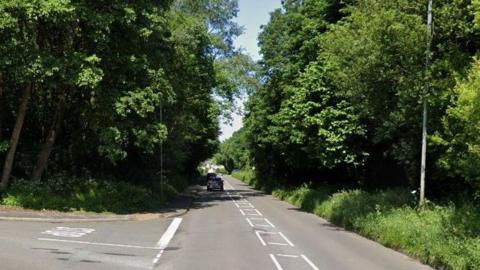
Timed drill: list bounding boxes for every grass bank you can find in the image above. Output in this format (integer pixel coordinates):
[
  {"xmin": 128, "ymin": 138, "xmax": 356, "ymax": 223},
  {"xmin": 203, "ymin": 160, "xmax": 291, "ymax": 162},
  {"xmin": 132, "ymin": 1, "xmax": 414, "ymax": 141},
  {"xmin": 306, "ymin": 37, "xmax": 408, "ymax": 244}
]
[
  {"xmin": 0, "ymin": 175, "xmax": 182, "ymax": 214},
  {"xmin": 233, "ymin": 170, "xmax": 480, "ymax": 270}
]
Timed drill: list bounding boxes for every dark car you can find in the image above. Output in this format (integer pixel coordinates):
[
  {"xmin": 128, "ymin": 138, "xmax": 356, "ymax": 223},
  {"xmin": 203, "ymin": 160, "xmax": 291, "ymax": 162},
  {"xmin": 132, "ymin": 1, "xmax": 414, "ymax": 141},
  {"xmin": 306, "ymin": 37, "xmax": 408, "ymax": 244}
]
[{"xmin": 207, "ymin": 175, "xmax": 224, "ymax": 191}]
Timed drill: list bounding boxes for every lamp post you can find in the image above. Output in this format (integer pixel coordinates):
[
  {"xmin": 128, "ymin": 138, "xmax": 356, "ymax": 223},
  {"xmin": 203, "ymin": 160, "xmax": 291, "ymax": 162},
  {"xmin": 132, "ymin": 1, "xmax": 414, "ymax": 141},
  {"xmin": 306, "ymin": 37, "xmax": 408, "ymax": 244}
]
[
  {"xmin": 420, "ymin": 0, "xmax": 433, "ymax": 206},
  {"xmin": 160, "ymin": 99, "xmax": 164, "ymax": 198}
]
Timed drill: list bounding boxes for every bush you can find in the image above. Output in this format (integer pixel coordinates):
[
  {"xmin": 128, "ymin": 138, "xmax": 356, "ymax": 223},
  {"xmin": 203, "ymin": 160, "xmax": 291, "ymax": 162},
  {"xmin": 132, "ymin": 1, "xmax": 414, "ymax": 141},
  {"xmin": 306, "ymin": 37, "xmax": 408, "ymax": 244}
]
[
  {"xmin": 272, "ymin": 185, "xmax": 480, "ymax": 270},
  {"xmin": 232, "ymin": 169, "xmax": 256, "ymax": 186},
  {"xmin": 0, "ymin": 176, "xmax": 175, "ymax": 214}
]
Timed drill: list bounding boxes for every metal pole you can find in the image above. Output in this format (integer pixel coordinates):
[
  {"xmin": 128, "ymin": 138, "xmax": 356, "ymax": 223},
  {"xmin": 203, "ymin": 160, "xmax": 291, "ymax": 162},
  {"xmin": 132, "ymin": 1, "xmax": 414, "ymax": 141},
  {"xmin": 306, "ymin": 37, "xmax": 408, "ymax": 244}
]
[
  {"xmin": 160, "ymin": 99, "xmax": 164, "ymax": 198},
  {"xmin": 420, "ymin": 0, "xmax": 433, "ymax": 206}
]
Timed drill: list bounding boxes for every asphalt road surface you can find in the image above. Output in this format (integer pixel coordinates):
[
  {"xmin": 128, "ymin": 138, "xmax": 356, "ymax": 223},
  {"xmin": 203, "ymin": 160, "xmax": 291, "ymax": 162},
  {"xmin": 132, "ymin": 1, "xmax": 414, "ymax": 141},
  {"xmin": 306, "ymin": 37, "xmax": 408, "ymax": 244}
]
[{"xmin": 0, "ymin": 176, "xmax": 433, "ymax": 270}]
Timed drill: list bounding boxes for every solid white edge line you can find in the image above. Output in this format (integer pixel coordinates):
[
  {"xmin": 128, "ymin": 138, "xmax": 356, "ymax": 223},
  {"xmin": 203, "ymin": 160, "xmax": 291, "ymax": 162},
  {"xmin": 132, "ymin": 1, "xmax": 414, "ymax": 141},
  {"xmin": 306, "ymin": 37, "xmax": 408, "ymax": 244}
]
[
  {"xmin": 245, "ymin": 218, "xmax": 254, "ymax": 227},
  {"xmin": 156, "ymin": 218, "xmax": 183, "ymax": 249},
  {"xmin": 37, "ymin": 238, "xmax": 159, "ymax": 250},
  {"xmin": 269, "ymin": 254, "xmax": 284, "ymax": 270},
  {"xmin": 254, "ymin": 230, "xmax": 267, "ymax": 246},
  {"xmin": 278, "ymin": 232, "xmax": 294, "ymax": 247},
  {"xmin": 301, "ymin": 254, "xmax": 320, "ymax": 270}
]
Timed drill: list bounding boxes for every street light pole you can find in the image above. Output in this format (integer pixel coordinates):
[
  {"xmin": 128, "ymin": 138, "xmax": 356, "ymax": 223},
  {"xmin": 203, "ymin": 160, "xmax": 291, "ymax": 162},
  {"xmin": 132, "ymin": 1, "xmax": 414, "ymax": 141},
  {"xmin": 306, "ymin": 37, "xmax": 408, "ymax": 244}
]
[
  {"xmin": 160, "ymin": 99, "xmax": 164, "ymax": 198},
  {"xmin": 420, "ymin": 0, "xmax": 433, "ymax": 206}
]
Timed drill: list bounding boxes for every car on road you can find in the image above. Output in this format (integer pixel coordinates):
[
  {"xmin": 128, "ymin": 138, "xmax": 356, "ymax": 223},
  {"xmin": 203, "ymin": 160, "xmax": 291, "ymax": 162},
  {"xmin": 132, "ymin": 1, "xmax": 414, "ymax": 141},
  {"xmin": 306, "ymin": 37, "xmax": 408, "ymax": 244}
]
[{"xmin": 207, "ymin": 174, "xmax": 224, "ymax": 191}]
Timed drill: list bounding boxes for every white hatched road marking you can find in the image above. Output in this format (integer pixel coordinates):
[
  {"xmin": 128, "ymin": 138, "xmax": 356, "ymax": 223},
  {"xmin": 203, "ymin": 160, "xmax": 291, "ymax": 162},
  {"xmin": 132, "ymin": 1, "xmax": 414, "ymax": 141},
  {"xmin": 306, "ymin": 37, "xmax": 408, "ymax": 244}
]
[
  {"xmin": 235, "ymin": 202, "xmax": 255, "ymax": 208},
  {"xmin": 278, "ymin": 232, "xmax": 295, "ymax": 247},
  {"xmin": 270, "ymin": 254, "xmax": 284, "ymax": 270},
  {"xmin": 268, "ymin": 242, "xmax": 289, "ymax": 246},
  {"xmin": 239, "ymin": 208, "xmax": 262, "ymax": 216},
  {"xmin": 301, "ymin": 254, "xmax": 320, "ymax": 270},
  {"xmin": 247, "ymin": 217, "xmax": 275, "ymax": 228},
  {"xmin": 225, "ymin": 178, "xmax": 320, "ymax": 270},
  {"xmin": 255, "ymin": 230, "xmax": 267, "ymax": 246},
  {"xmin": 277, "ymin": 254, "xmax": 299, "ymax": 258}
]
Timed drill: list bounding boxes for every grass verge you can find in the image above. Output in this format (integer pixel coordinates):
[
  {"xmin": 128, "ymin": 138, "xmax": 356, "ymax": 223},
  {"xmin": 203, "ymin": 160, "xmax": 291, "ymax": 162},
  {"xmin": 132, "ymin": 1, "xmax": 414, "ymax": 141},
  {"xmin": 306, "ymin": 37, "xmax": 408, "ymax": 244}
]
[
  {"xmin": 233, "ymin": 170, "xmax": 480, "ymax": 270},
  {"xmin": 0, "ymin": 176, "xmax": 180, "ymax": 214}
]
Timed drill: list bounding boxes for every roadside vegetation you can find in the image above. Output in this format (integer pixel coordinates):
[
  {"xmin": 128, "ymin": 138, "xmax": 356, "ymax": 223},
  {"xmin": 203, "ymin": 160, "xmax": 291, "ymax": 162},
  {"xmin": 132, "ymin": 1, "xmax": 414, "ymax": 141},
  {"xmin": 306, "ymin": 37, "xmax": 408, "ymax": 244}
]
[
  {"xmin": 1, "ymin": 176, "xmax": 184, "ymax": 214},
  {"xmin": 0, "ymin": 0, "xmax": 256, "ymax": 212},
  {"xmin": 273, "ymin": 184, "xmax": 480, "ymax": 270},
  {"xmin": 215, "ymin": 1, "xmax": 480, "ymax": 269},
  {"xmin": 231, "ymin": 170, "xmax": 480, "ymax": 270}
]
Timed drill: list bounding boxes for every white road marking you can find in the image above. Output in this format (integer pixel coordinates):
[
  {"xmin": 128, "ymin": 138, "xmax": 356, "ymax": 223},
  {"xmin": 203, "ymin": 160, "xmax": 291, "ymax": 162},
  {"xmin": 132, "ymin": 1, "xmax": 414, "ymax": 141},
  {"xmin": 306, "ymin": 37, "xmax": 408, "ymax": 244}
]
[
  {"xmin": 264, "ymin": 218, "xmax": 275, "ymax": 228},
  {"xmin": 255, "ymin": 230, "xmax": 267, "ymax": 246},
  {"xmin": 237, "ymin": 202, "xmax": 255, "ymax": 208},
  {"xmin": 151, "ymin": 218, "xmax": 183, "ymax": 269},
  {"xmin": 301, "ymin": 254, "xmax": 320, "ymax": 270},
  {"xmin": 37, "ymin": 238, "xmax": 159, "ymax": 249},
  {"xmin": 278, "ymin": 232, "xmax": 294, "ymax": 247},
  {"xmin": 277, "ymin": 254, "xmax": 299, "ymax": 258},
  {"xmin": 240, "ymin": 208, "xmax": 262, "ymax": 216},
  {"xmin": 268, "ymin": 242, "xmax": 288, "ymax": 246},
  {"xmin": 270, "ymin": 254, "xmax": 284, "ymax": 270},
  {"xmin": 248, "ymin": 217, "xmax": 275, "ymax": 228},
  {"xmin": 41, "ymin": 227, "xmax": 95, "ymax": 238},
  {"xmin": 156, "ymin": 218, "xmax": 182, "ymax": 249},
  {"xmin": 227, "ymin": 177, "xmax": 321, "ymax": 270}
]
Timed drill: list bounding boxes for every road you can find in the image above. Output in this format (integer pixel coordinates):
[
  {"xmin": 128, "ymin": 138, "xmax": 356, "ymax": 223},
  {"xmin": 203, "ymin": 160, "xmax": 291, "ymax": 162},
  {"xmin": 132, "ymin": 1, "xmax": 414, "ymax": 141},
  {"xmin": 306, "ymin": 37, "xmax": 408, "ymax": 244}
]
[{"xmin": 0, "ymin": 176, "xmax": 432, "ymax": 270}]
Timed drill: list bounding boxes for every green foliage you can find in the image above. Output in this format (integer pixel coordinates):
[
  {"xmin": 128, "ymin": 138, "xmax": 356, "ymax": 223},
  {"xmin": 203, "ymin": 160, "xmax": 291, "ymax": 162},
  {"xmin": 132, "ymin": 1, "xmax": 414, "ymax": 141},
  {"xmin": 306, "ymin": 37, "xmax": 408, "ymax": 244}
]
[
  {"xmin": 436, "ymin": 58, "xmax": 480, "ymax": 192},
  {"xmin": 243, "ymin": 0, "xmax": 480, "ymax": 193},
  {"xmin": 215, "ymin": 128, "xmax": 249, "ymax": 173},
  {"xmin": 273, "ymin": 184, "xmax": 480, "ymax": 270},
  {"xmin": 1, "ymin": 176, "xmax": 173, "ymax": 214},
  {"xmin": 231, "ymin": 169, "xmax": 256, "ymax": 186},
  {"xmin": 0, "ymin": 0, "xmax": 255, "ymax": 208}
]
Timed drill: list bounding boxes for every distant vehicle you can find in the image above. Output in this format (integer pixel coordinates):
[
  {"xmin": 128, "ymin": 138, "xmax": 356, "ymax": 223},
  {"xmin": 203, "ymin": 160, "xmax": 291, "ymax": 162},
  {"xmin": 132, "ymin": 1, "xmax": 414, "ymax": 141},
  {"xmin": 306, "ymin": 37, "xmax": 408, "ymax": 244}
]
[{"xmin": 207, "ymin": 174, "xmax": 224, "ymax": 191}]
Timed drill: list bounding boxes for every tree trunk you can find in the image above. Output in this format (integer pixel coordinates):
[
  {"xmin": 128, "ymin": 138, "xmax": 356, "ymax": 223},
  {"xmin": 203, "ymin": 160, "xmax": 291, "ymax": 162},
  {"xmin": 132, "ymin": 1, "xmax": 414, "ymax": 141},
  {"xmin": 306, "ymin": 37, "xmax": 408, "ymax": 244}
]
[
  {"xmin": 31, "ymin": 93, "xmax": 66, "ymax": 181},
  {"xmin": 0, "ymin": 83, "xmax": 32, "ymax": 190}
]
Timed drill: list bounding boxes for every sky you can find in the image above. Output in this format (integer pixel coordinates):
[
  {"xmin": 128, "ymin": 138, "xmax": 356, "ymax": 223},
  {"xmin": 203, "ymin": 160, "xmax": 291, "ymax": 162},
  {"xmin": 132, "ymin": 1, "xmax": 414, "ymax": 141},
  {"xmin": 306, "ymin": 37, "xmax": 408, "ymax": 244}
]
[{"xmin": 218, "ymin": 0, "xmax": 282, "ymax": 141}]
